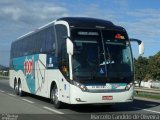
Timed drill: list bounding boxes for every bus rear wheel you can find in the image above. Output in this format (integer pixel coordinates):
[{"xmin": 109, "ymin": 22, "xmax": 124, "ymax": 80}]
[
  {"xmin": 14, "ymin": 81, "xmax": 19, "ymax": 95},
  {"xmin": 18, "ymin": 81, "xmax": 25, "ymax": 96},
  {"xmin": 51, "ymin": 85, "xmax": 62, "ymax": 109}
]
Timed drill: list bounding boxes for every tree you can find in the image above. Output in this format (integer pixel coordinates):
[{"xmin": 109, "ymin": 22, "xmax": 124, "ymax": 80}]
[
  {"xmin": 134, "ymin": 56, "xmax": 149, "ymax": 86},
  {"xmin": 148, "ymin": 52, "xmax": 160, "ymax": 80},
  {"xmin": 134, "ymin": 51, "xmax": 160, "ymax": 86}
]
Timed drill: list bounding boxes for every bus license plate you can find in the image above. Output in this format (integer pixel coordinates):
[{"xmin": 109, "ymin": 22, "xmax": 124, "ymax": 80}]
[{"xmin": 102, "ymin": 96, "xmax": 113, "ymax": 100}]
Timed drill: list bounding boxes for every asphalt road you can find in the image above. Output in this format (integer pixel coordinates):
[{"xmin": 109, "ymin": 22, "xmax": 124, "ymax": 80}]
[{"xmin": 0, "ymin": 79, "xmax": 160, "ymax": 120}]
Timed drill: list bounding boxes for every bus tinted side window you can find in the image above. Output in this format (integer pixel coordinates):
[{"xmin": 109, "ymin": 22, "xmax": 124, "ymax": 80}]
[
  {"xmin": 33, "ymin": 30, "xmax": 45, "ymax": 54},
  {"xmin": 11, "ymin": 25, "xmax": 56, "ymax": 58},
  {"xmin": 46, "ymin": 27, "xmax": 55, "ymax": 53}
]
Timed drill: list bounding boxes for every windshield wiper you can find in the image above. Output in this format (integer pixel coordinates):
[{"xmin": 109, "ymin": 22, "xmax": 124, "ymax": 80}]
[{"xmin": 106, "ymin": 47, "xmax": 113, "ymax": 65}]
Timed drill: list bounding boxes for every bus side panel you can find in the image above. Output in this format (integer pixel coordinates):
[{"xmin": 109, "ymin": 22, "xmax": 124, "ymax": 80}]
[
  {"xmin": 10, "ymin": 54, "xmax": 40, "ymax": 94},
  {"xmin": 34, "ymin": 54, "xmax": 71, "ymax": 102},
  {"xmin": 58, "ymin": 72, "xmax": 70, "ymax": 104},
  {"xmin": 46, "ymin": 70, "xmax": 71, "ymax": 104},
  {"xmin": 10, "ymin": 54, "xmax": 71, "ymax": 103},
  {"xmin": 9, "ymin": 67, "xmax": 30, "ymax": 93},
  {"xmin": 10, "ymin": 54, "xmax": 51, "ymax": 98},
  {"xmin": 34, "ymin": 54, "xmax": 48, "ymax": 98},
  {"xmin": 9, "ymin": 70, "xmax": 16, "ymax": 88}
]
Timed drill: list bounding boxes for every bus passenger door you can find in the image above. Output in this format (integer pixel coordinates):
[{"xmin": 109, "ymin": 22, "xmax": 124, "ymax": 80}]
[{"xmin": 55, "ymin": 24, "xmax": 70, "ymax": 103}]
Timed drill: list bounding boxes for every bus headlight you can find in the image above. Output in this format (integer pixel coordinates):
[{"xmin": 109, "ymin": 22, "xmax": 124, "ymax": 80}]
[
  {"xmin": 125, "ymin": 82, "xmax": 133, "ymax": 90},
  {"xmin": 72, "ymin": 81, "xmax": 88, "ymax": 91}
]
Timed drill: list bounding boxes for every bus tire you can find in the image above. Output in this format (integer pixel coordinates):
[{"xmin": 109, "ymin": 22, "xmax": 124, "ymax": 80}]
[
  {"xmin": 51, "ymin": 85, "xmax": 62, "ymax": 109},
  {"xmin": 14, "ymin": 80, "xmax": 19, "ymax": 95},
  {"xmin": 18, "ymin": 80, "xmax": 25, "ymax": 96}
]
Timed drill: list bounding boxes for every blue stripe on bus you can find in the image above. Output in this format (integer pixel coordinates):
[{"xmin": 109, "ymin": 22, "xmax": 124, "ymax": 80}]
[{"xmin": 13, "ymin": 54, "xmax": 39, "ymax": 94}]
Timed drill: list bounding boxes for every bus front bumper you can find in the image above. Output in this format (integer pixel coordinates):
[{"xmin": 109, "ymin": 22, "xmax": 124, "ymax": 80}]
[{"xmin": 69, "ymin": 85, "xmax": 134, "ymax": 104}]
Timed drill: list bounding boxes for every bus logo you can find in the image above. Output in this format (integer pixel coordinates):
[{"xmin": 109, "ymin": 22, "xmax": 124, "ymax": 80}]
[{"xmin": 24, "ymin": 58, "xmax": 33, "ymax": 75}]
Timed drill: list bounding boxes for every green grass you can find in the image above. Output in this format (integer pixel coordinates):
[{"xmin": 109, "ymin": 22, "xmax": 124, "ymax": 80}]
[{"xmin": 135, "ymin": 91, "xmax": 160, "ymax": 100}]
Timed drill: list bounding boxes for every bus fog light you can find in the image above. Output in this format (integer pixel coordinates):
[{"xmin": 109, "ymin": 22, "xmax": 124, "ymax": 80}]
[{"xmin": 76, "ymin": 98, "xmax": 81, "ymax": 101}]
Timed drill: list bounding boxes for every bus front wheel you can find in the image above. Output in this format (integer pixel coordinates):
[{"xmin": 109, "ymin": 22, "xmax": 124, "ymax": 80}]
[{"xmin": 51, "ymin": 85, "xmax": 62, "ymax": 109}]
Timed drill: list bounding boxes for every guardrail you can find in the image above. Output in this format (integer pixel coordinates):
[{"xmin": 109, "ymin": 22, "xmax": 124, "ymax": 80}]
[
  {"xmin": 135, "ymin": 87, "xmax": 160, "ymax": 94},
  {"xmin": 0, "ymin": 75, "xmax": 9, "ymax": 79}
]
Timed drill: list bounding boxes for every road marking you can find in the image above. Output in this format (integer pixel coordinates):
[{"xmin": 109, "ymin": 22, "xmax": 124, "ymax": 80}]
[
  {"xmin": 43, "ymin": 106, "xmax": 64, "ymax": 114},
  {"xmin": 22, "ymin": 99, "xmax": 34, "ymax": 104},
  {"xmin": 143, "ymin": 109, "xmax": 160, "ymax": 114},
  {"xmin": 8, "ymin": 93, "xmax": 16, "ymax": 97},
  {"xmin": 133, "ymin": 107, "xmax": 160, "ymax": 114},
  {"xmin": 0, "ymin": 90, "xmax": 5, "ymax": 92}
]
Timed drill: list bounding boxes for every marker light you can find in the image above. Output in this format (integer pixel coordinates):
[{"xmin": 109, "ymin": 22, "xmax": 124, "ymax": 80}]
[
  {"xmin": 125, "ymin": 82, "xmax": 134, "ymax": 90},
  {"xmin": 115, "ymin": 34, "xmax": 121, "ymax": 39},
  {"xmin": 115, "ymin": 34, "xmax": 125, "ymax": 39}
]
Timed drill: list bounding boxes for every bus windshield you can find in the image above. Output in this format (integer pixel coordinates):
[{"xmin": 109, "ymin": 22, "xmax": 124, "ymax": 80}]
[{"xmin": 71, "ymin": 29, "xmax": 133, "ymax": 84}]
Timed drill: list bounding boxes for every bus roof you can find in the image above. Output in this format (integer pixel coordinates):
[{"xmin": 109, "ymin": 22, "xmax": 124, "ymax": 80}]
[
  {"xmin": 57, "ymin": 17, "xmax": 124, "ymax": 30},
  {"xmin": 17, "ymin": 20, "xmax": 56, "ymax": 40},
  {"xmin": 15, "ymin": 17, "xmax": 125, "ymax": 42}
]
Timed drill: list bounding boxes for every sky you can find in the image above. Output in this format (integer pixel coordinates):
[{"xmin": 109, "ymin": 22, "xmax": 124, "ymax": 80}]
[{"xmin": 0, "ymin": 0, "xmax": 160, "ymax": 66}]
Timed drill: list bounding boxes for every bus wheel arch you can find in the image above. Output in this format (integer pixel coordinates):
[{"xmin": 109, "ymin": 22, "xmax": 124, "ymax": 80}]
[
  {"xmin": 50, "ymin": 81, "xmax": 56, "ymax": 96},
  {"xmin": 50, "ymin": 81, "xmax": 62, "ymax": 109}
]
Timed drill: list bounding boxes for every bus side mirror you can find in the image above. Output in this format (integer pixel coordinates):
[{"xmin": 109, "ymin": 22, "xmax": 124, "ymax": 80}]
[
  {"xmin": 139, "ymin": 41, "xmax": 144, "ymax": 55},
  {"xmin": 66, "ymin": 38, "xmax": 73, "ymax": 55},
  {"xmin": 130, "ymin": 38, "xmax": 144, "ymax": 56}
]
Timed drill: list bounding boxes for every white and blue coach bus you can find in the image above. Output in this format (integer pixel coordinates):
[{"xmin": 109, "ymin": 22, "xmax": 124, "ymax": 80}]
[{"xmin": 10, "ymin": 17, "xmax": 144, "ymax": 108}]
